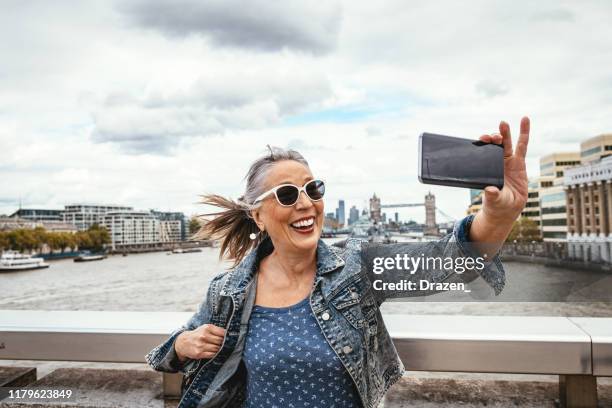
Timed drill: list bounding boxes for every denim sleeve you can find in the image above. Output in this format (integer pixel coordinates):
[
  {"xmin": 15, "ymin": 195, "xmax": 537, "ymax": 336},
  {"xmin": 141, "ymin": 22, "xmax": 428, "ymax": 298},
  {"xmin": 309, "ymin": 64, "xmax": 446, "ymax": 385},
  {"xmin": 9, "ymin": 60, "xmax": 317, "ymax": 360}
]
[
  {"xmin": 144, "ymin": 274, "xmax": 223, "ymax": 375},
  {"xmin": 361, "ymin": 214, "xmax": 505, "ymax": 304}
]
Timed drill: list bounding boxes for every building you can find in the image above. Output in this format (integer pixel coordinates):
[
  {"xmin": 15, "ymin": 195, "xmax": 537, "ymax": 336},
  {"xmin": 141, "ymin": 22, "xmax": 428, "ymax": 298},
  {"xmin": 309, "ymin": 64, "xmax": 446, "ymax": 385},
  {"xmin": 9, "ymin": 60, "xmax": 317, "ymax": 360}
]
[
  {"xmin": 9, "ymin": 208, "xmax": 63, "ymax": 222},
  {"xmin": 63, "ymin": 204, "xmax": 133, "ymax": 231},
  {"xmin": 521, "ymin": 179, "xmax": 541, "ymax": 227},
  {"xmin": 102, "ymin": 211, "xmax": 160, "ymax": 250},
  {"xmin": 538, "ymin": 153, "xmax": 580, "ymax": 242},
  {"xmin": 369, "ymin": 194, "xmax": 381, "ymax": 223},
  {"xmin": 424, "ymin": 192, "xmax": 438, "ymax": 236},
  {"xmin": 564, "ymin": 156, "xmax": 612, "ymax": 262},
  {"xmin": 335, "ymin": 200, "xmax": 345, "ymax": 227},
  {"xmin": 467, "ymin": 190, "xmax": 483, "ymax": 215},
  {"xmin": 580, "ymin": 134, "xmax": 612, "ymax": 164},
  {"xmin": 348, "ymin": 206, "xmax": 359, "ymax": 225},
  {"xmin": 394, "ymin": 212, "xmax": 399, "ymax": 223},
  {"xmin": 150, "ymin": 210, "xmax": 187, "ymax": 241},
  {"xmin": 539, "ymin": 152, "xmax": 581, "ymax": 178}
]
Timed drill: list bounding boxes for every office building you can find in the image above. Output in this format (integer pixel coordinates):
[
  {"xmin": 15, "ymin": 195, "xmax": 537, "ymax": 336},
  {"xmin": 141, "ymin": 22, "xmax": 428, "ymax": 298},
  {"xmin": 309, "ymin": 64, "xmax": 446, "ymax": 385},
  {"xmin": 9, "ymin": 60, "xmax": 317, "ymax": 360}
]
[
  {"xmin": 539, "ymin": 152, "xmax": 581, "ymax": 178},
  {"xmin": 521, "ymin": 179, "xmax": 541, "ymax": 227},
  {"xmin": 348, "ymin": 206, "xmax": 359, "ymax": 225},
  {"xmin": 580, "ymin": 134, "xmax": 612, "ymax": 164},
  {"xmin": 539, "ymin": 153, "xmax": 580, "ymax": 242},
  {"xmin": 63, "ymin": 204, "xmax": 133, "ymax": 231},
  {"xmin": 564, "ymin": 156, "xmax": 612, "ymax": 261},
  {"xmin": 335, "ymin": 200, "xmax": 345, "ymax": 227}
]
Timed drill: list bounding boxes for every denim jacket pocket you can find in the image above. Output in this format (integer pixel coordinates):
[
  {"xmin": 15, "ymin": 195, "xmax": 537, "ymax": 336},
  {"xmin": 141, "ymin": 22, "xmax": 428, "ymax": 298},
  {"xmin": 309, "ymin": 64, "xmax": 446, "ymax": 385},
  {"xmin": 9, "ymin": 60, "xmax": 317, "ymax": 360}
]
[{"xmin": 330, "ymin": 280, "xmax": 377, "ymax": 331}]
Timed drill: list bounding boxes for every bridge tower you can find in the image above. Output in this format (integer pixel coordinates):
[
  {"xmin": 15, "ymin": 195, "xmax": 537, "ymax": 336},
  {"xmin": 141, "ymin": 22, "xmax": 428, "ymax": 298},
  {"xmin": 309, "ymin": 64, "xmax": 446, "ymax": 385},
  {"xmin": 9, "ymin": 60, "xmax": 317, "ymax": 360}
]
[
  {"xmin": 369, "ymin": 193, "xmax": 381, "ymax": 223},
  {"xmin": 424, "ymin": 192, "xmax": 438, "ymax": 235}
]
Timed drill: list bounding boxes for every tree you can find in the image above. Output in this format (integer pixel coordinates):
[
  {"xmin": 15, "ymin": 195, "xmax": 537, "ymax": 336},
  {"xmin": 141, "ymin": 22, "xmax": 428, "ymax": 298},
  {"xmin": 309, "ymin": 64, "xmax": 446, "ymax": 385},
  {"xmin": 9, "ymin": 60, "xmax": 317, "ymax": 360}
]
[
  {"xmin": 189, "ymin": 217, "xmax": 202, "ymax": 236},
  {"xmin": 507, "ymin": 217, "xmax": 542, "ymax": 243}
]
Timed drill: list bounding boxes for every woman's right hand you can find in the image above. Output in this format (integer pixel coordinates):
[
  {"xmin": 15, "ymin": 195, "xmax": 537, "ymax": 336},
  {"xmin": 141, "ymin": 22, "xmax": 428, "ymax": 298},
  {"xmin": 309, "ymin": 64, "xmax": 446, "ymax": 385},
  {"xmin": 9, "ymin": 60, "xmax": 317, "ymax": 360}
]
[{"xmin": 175, "ymin": 324, "xmax": 226, "ymax": 362}]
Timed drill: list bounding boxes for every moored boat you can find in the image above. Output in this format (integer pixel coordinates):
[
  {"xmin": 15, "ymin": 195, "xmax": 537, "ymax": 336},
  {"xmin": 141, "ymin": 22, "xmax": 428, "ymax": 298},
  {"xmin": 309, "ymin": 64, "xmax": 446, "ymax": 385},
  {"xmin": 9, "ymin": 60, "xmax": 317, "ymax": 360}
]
[
  {"xmin": 74, "ymin": 251, "xmax": 107, "ymax": 262},
  {"xmin": 0, "ymin": 251, "xmax": 50, "ymax": 272}
]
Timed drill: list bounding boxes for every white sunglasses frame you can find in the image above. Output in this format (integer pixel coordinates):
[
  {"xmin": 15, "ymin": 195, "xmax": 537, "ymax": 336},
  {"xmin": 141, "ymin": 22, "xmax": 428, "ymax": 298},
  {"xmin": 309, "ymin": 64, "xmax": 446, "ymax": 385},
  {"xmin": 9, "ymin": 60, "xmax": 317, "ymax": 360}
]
[{"xmin": 253, "ymin": 179, "xmax": 326, "ymax": 207}]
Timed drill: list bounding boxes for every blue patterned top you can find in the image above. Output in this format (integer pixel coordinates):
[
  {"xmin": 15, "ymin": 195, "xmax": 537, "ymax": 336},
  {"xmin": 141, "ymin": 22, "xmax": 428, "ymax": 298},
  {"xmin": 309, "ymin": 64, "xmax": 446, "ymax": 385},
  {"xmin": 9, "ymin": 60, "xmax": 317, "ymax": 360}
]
[{"xmin": 243, "ymin": 296, "xmax": 362, "ymax": 408}]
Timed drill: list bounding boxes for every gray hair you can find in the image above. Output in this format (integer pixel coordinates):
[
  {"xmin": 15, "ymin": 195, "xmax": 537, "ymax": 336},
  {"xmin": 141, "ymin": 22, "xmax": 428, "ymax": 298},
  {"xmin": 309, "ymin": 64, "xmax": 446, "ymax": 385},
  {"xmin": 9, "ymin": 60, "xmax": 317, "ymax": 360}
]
[{"xmin": 196, "ymin": 145, "xmax": 310, "ymax": 266}]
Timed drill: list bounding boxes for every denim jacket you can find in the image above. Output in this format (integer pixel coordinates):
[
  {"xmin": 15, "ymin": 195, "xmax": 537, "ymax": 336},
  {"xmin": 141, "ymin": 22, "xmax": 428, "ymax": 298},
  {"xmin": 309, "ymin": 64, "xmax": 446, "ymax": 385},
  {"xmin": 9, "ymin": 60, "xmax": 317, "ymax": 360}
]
[{"xmin": 145, "ymin": 214, "xmax": 505, "ymax": 408}]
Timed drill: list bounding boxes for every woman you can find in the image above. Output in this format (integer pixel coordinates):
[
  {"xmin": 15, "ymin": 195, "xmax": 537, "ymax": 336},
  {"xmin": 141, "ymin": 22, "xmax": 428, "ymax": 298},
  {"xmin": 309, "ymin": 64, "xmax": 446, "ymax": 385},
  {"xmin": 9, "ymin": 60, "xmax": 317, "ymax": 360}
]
[{"xmin": 146, "ymin": 117, "xmax": 531, "ymax": 408}]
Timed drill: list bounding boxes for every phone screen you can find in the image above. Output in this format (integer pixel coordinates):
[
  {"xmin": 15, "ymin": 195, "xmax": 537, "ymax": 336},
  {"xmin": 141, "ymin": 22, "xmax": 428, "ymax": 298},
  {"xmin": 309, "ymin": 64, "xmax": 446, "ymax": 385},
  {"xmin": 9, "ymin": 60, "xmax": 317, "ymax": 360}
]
[{"xmin": 419, "ymin": 132, "xmax": 504, "ymax": 190}]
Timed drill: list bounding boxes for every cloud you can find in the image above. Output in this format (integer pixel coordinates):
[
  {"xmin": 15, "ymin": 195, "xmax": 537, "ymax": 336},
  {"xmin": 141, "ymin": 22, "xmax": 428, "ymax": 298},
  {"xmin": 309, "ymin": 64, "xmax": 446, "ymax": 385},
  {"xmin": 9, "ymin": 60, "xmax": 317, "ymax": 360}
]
[
  {"xmin": 91, "ymin": 70, "xmax": 333, "ymax": 154},
  {"xmin": 530, "ymin": 8, "xmax": 575, "ymax": 22},
  {"xmin": 118, "ymin": 0, "xmax": 342, "ymax": 54},
  {"xmin": 475, "ymin": 80, "xmax": 509, "ymax": 98}
]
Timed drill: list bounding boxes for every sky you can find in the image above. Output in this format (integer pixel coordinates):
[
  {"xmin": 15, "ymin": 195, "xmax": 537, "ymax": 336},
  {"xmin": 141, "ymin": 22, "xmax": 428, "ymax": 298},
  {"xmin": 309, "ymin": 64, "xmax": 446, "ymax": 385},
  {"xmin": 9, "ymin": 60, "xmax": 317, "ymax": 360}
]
[{"xmin": 1, "ymin": 0, "xmax": 611, "ymax": 223}]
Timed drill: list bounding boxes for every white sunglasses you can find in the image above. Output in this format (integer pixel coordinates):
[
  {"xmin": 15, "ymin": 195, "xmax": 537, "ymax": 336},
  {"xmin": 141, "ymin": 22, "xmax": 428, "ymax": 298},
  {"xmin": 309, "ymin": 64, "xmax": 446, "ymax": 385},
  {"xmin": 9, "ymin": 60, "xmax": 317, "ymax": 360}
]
[{"xmin": 253, "ymin": 179, "xmax": 326, "ymax": 207}]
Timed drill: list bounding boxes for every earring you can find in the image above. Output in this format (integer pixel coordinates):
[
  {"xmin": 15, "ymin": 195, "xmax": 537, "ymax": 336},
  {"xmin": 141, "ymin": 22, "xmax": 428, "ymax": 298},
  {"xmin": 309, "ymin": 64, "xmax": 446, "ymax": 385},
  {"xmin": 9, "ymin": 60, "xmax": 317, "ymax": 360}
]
[{"xmin": 249, "ymin": 232, "xmax": 257, "ymax": 240}]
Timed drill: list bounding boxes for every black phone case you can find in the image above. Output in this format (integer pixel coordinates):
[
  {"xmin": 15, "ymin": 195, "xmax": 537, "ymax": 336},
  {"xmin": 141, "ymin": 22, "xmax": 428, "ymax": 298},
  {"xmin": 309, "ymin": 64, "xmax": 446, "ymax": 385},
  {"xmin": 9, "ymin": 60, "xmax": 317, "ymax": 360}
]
[{"xmin": 418, "ymin": 133, "xmax": 504, "ymax": 190}]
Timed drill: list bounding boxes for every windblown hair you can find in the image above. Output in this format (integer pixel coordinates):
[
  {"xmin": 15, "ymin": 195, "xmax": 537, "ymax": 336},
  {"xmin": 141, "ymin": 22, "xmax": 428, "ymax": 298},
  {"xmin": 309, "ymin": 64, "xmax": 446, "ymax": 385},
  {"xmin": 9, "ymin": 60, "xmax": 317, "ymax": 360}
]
[{"xmin": 194, "ymin": 145, "xmax": 309, "ymax": 267}]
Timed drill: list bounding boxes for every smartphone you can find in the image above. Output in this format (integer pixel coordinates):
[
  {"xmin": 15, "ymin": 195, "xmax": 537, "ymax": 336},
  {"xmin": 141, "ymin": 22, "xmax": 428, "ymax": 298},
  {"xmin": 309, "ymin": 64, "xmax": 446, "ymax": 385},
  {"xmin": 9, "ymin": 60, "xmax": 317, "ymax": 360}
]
[{"xmin": 418, "ymin": 132, "xmax": 504, "ymax": 190}]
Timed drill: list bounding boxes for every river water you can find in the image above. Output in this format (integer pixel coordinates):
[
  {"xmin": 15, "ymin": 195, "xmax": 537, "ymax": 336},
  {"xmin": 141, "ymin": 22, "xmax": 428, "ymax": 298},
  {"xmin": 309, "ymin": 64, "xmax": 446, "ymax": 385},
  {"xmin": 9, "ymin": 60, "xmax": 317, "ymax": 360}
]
[{"xmin": 2, "ymin": 240, "xmax": 611, "ymax": 317}]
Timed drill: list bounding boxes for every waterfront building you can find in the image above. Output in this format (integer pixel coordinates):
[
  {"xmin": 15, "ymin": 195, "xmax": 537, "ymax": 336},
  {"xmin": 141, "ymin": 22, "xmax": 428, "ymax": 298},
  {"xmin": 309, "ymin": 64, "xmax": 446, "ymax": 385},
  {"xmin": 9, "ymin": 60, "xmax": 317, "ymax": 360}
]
[
  {"xmin": 102, "ymin": 211, "xmax": 160, "ymax": 250},
  {"xmin": 150, "ymin": 211, "xmax": 187, "ymax": 241},
  {"xmin": 9, "ymin": 208, "xmax": 63, "ymax": 222},
  {"xmin": 348, "ymin": 206, "xmax": 359, "ymax": 226},
  {"xmin": 369, "ymin": 194, "xmax": 381, "ymax": 223},
  {"xmin": 0, "ymin": 217, "xmax": 39, "ymax": 231},
  {"xmin": 564, "ymin": 156, "xmax": 612, "ymax": 262},
  {"xmin": 538, "ymin": 153, "xmax": 580, "ymax": 243},
  {"xmin": 580, "ymin": 133, "xmax": 612, "ymax": 164},
  {"xmin": 522, "ymin": 179, "xmax": 541, "ymax": 228},
  {"xmin": 63, "ymin": 204, "xmax": 133, "ymax": 231}
]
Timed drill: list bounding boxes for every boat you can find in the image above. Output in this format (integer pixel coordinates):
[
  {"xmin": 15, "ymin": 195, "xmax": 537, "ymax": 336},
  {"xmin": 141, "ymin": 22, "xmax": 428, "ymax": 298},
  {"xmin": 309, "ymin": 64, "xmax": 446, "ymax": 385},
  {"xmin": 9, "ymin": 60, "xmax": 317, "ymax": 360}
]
[
  {"xmin": 74, "ymin": 251, "xmax": 107, "ymax": 262},
  {"xmin": 0, "ymin": 251, "xmax": 50, "ymax": 271},
  {"xmin": 171, "ymin": 248, "xmax": 203, "ymax": 254}
]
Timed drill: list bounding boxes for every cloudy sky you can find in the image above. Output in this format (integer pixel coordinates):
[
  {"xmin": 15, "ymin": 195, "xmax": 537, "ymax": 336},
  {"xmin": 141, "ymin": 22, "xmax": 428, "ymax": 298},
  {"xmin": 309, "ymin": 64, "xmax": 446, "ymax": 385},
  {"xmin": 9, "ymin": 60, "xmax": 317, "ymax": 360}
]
[{"xmin": 1, "ymin": 0, "xmax": 611, "ymax": 223}]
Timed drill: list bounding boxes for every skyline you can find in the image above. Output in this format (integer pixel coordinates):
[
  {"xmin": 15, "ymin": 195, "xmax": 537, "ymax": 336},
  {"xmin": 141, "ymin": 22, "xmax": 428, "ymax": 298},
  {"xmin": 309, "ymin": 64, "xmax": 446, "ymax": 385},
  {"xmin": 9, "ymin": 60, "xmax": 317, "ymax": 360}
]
[{"xmin": 2, "ymin": 1, "xmax": 612, "ymax": 222}]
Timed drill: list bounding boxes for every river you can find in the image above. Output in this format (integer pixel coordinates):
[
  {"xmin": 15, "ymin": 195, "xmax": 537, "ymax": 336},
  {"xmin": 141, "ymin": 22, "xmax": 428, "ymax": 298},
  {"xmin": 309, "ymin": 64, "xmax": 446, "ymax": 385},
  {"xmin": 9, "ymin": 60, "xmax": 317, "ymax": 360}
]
[{"xmin": 2, "ymin": 241, "xmax": 611, "ymax": 317}]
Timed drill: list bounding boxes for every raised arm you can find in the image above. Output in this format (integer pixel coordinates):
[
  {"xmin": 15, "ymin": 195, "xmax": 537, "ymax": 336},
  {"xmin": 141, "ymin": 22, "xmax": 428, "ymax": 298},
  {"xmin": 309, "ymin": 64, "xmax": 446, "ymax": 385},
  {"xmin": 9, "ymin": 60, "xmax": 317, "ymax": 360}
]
[{"xmin": 361, "ymin": 117, "xmax": 530, "ymax": 304}]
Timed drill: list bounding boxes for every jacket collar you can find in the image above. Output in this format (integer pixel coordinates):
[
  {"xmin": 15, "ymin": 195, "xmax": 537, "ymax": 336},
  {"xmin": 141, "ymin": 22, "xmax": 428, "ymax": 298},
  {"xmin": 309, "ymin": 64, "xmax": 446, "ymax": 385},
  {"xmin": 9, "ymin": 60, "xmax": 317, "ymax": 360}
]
[{"xmin": 220, "ymin": 236, "xmax": 345, "ymax": 296}]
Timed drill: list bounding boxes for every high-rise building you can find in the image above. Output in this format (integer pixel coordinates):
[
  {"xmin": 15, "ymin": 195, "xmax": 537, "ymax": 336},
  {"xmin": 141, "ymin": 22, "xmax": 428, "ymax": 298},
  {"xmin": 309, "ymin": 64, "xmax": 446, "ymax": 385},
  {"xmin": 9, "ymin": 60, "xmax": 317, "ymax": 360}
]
[
  {"xmin": 382, "ymin": 213, "xmax": 387, "ymax": 223},
  {"xmin": 369, "ymin": 194, "xmax": 381, "ymax": 223},
  {"xmin": 348, "ymin": 206, "xmax": 359, "ymax": 225},
  {"xmin": 335, "ymin": 200, "xmax": 345, "ymax": 227},
  {"xmin": 565, "ymin": 156, "xmax": 612, "ymax": 261},
  {"xmin": 540, "ymin": 152, "xmax": 581, "ymax": 178},
  {"xmin": 394, "ymin": 212, "xmax": 399, "ymax": 223}
]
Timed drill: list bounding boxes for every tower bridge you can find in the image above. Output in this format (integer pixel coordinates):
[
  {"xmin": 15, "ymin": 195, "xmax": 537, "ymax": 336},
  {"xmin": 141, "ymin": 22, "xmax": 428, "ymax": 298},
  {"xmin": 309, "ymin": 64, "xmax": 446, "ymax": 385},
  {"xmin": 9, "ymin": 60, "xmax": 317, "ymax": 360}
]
[{"xmin": 369, "ymin": 193, "xmax": 456, "ymax": 236}]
